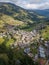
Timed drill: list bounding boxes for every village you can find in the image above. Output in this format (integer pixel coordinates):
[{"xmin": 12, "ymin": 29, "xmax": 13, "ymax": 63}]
[{"xmin": 0, "ymin": 24, "xmax": 49, "ymax": 65}]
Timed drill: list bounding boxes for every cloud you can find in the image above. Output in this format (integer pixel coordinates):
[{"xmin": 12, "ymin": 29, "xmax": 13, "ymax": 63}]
[
  {"xmin": 23, "ymin": 2, "xmax": 49, "ymax": 9},
  {"xmin": 0, "ymin": 0, "xmax": 49, "ymax": 9},
  {"xmin": 0, "ymin": 0, "xmax": 48, "ymax": 4}
]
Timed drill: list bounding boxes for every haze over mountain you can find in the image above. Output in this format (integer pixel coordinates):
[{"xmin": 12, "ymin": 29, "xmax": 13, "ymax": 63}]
[{"xmin": 32, "ymin": 9, "xmax": 49, "ymax": 17}]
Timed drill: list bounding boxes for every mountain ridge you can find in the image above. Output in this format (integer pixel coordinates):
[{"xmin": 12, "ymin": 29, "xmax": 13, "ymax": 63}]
[
  {"xmin": 0, "ymin": 2, "xmax": 48, "ymax": 31},
  {"xmin": 28, "ymin": 9, "xmax": 49, "ymax": 17},
  {"xmin": 0, "ymin": 2, "xmax": 47, "ymax": 22}
]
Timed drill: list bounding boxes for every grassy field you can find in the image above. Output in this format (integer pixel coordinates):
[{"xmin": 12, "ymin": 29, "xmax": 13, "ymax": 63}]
[
  {"xmin": 6, "ymin": 39, "xmax": 14, "ymax": 47},
  {"xmin": 1, "ymin": 14, "xmax": 25, "ymax": 26},
  {"xmin": 41, "ymin": 25, "xmax": 49, "ymax": 40},
  {"xmin": 0, "ymin": 38, "xmax": 4, "ymax": 44},
  {"xmin": 0, "ymin": 20, "xmax": 4, "ymax": 28}
]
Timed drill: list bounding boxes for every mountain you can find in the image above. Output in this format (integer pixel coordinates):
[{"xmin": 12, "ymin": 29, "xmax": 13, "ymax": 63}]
[
  {"xmin": 0, "ymin": 2, "xmax": 32, "ymax": 25},
  {"xmin": 32, "ymin": 9, "xmax": 49, "ymax": 17},
  {"xmin": 0, "ymin": 2, "xmax": 48, "ymax": 31},
  {"xmin": 0, "ymin": 2, "xmax": 47, "ymax": 23},
  {"xmin": 0, "ymin": 2, "xmax": 38, "ymax": 23}
]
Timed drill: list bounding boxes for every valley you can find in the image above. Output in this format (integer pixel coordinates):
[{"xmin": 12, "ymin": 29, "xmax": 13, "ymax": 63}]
[{"xmin": 0, "ymin": 2, "xmax": 49, "ymax": 65}]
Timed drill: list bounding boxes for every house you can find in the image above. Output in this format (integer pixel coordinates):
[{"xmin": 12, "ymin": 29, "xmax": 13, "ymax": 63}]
[
  {"xmin": 24, "ymin": 48, "xmax": 30, "ymax": 54},
  {"xmin": 28, "ymin": 53, "xmax": 34, "ymax": 58},
  {"xmin": 34, "ymin": 54, "xmax": 38, "ymax": 61},
  {"xmin": 45, "ymin": 41, "xmax": 49, "ymax": 59},
  {"xmin": 38, "ymin": 45, "xmax": 46, "ymax": 58}
]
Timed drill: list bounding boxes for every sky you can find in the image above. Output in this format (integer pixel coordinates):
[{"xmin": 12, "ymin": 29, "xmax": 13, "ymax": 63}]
[{"xmin": 0, "ymin": 0, "xmax": 49, "ymax": 9}]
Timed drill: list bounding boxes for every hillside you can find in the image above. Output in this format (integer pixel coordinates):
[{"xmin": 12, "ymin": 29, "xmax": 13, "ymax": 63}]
[
  {"xmin": 31, "ymin": 9, "xmax": 49, "ymax": 18},
  {"xmin": 0, "ymin": 2, "xmax": 48, "ymax": 32},
  {"xmin": 0, "ymin": 2, "xmax": 33, "ymax": 23}
]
